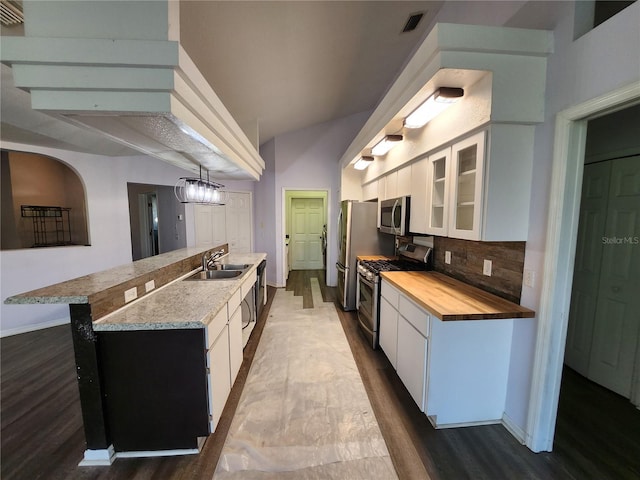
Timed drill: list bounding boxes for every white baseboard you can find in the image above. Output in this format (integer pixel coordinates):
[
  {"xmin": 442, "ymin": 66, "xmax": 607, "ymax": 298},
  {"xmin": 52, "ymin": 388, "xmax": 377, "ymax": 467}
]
[
  {"xmin": 502, "ymin": 412, "xmax": 527, "ymax": 444},
  {"xmin": 78, "ymin": 446, "xmax": 116, "ymax": 466},
  {"xmin": 0, "ymin": 317, "xmax": 70, "ymax": 338}
]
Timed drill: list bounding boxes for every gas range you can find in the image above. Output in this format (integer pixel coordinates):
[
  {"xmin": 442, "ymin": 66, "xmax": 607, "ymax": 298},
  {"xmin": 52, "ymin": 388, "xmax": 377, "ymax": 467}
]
[{"xmin": 357, "ymin": 259, "xmax": 424, "ymax": 281}]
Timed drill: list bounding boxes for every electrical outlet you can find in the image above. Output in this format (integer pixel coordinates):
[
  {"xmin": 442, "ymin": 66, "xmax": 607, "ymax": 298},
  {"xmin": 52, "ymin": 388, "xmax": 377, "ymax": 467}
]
[
  {"xmin": 124, "ymin": 287, "xmax": 137, "ymax": 303},
  {"xmin": 445, "ymin": 251, "xmax": 451, "ymax": 264},
  {"xmin": 524, "ymin": 269, "xmax": 536, "ymax": 288},
  {"xmin": 145, "ymin": 280, "xmax": 155, "ymax": 293},
  {"xmin": 483, "ymin": 259, "xmax": 492, "ymax": 276}
]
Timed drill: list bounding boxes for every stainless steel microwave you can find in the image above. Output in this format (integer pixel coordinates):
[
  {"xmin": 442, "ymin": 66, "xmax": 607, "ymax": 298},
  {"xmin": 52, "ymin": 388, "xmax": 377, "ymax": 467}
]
[{"xmin": 379, "ymin": 196, "xmax": 410, "ymax": 235}]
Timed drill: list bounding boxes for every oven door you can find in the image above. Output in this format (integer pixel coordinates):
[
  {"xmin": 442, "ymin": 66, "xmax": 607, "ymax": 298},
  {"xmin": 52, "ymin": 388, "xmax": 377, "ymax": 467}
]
[{"xmin": 357, "ymin": 272, "xmax": 379, "ymax": 348}]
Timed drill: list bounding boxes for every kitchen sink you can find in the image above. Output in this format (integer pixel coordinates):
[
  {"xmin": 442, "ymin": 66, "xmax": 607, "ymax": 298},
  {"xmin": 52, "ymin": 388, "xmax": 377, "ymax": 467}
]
[
  {"xmin": 217, "ymin": 264, "xmax": 251, "ymax": 270},
  {"xmin": 186, "ymin": 269, "xmax": 243, "ymax": 281}
]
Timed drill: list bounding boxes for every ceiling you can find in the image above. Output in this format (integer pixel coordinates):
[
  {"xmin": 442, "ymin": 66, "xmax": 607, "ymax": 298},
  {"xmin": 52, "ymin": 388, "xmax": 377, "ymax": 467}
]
[
  {"xmin": 0, "ymin": 1, "xmax": 443, "ymax": 167},
  {"xmin": 0, "ymin": 1, "xmax": 566, "ymax": 177}
]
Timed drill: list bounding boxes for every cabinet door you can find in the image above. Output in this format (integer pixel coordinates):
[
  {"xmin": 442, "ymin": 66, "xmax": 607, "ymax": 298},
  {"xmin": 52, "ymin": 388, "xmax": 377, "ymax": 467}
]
[
  {"xmin": 449, "ymin": 131, "xmax": 485, "ymax": 240},
  {"xmin": 379, "ymin": 297, "xmax": 398, "ymax": 368},
  {"xmin": 377, "ymin": 176, "xmax": 387, "ymax": 201},
  {"xmin": 208, "ymin": 325, "xmax": 230, "ymax": 432},
  {"xmin": 228, "ymin": 305, "xmax": 243, "ymax": 386},
  {"xmin": 426, "ymin": 147, "xmax": 451, "ymax": 236},
  {"xmin": 410, "ymin": 158, "xmax": 429, "ymax": 234},
  {"xmin": 386, "ymin": 171, "xmax": 398, "ymax": 199},
  {"xmin": 225, "ymin": 192, "xmax": 252, "ymax": 253},
  {"xmin": 397, "ymin": 165, "xmax": 412, "ymax": 197},
  {"xmin": 397, "ymin": 316, "xmax": 428, "ymax": 411},
  {"xmin": 362, "ymin": 181, "xmax": 378, "ymax": 201},
  {"xmin": 194, "ymin": 205, "xmax": 226, "ymax": 248}
]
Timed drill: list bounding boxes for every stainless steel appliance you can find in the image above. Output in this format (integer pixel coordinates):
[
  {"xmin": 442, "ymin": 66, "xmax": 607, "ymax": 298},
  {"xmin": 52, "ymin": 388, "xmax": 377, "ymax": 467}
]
[
  {"xmin": 336, "ymin": 201, "xmax": 394, "ymax": 311},
  {"xmin": 379, "ymin": 196, "xmax": 411, "ymax": 236},
  {"xmin": 356, "ymin": 238, "xmax": 433, "ymax": 348},
  {"xmin": 255, "ymin": 259, "xmax": 266, "ymax": 320}
]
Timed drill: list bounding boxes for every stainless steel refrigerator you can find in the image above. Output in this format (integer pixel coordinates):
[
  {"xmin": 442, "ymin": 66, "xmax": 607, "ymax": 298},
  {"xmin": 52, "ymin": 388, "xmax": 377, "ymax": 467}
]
[{"xmin": 336, "ymin": 200, "xmax": 393, "ymax": 310}]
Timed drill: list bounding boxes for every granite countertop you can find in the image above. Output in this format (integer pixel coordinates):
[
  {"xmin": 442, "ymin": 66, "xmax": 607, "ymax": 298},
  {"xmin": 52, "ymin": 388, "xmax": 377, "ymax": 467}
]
[
  {"xmin": 93, "ymin": 252, "xmax": 266, "ymax": 331},
  {"xmin": 381, "ymin": 271, "xmax": 535, "ymax": 321},
  {"xmin": 4, "ymin": 246, "xmax": 214, "ymax": 305}
]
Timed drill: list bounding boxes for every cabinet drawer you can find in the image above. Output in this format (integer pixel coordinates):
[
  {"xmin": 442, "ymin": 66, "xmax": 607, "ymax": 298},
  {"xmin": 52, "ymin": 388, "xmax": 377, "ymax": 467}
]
[
  {"xmin": 381, "ymin": 280, "xmax": 401, "ymax": 308},
  {"xmin": 399, "ymin": 295, "xmax": 430, "ymax": 337},
  {"xmin": 227, "ymin": 288, "xmax": 241, "ymax": 317},
  {"xmin": 207, "ymin": 306, "xmax": 228, "ymax": 349}
]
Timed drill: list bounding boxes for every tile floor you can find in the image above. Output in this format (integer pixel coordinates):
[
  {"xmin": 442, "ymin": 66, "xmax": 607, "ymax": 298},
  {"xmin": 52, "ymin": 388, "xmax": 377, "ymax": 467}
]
[{"xmin": 213, "ymin": 279, "xmax": 397, "ymax": 479}]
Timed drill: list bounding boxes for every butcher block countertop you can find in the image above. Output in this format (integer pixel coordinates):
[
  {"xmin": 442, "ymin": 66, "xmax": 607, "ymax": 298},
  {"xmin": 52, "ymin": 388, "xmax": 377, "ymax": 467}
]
[{"xmin": 381, "ymin": 271, "xmax": 535, "ymax": 321}]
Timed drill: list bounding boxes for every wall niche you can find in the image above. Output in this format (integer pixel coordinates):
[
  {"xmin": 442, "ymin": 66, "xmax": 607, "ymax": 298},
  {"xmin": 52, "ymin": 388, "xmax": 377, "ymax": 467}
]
[{"xmin": 1, "ymin": 150, "xmax": 90, "ymax": 250}]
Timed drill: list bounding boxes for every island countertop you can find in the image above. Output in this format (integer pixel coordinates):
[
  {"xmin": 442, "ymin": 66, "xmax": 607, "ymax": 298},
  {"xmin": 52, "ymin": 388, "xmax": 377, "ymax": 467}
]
[
  {"xmin": 93, "ymin": 252, "xmax": 266, "ymax": 331},
  {"xmin": 380, "ymin": 271, "xmax": 535, "ymax": 321}
]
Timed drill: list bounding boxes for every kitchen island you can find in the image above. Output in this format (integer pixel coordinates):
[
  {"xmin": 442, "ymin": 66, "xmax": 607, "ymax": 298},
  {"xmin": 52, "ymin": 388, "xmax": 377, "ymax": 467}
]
[{"xmin": 5, "ymin": 245, "xmax": 267, "ymax": 465}]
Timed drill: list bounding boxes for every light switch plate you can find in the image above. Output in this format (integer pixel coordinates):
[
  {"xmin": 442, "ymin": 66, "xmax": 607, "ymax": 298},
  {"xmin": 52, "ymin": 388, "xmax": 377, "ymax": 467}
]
[
  {"xmin": 524, "ymin": 269, "xmax": 535, "ymax": 288},
  {"xmin": 124, "ymin": 287, "xmax": 137, "ymax": 303},
  {"xmin": 445, "ymin": 251, "xmax": 451, "ymax": 264},
  {"xmin": 483, "ymin": 259, "xmax": 492, "ymax": 276},
  {"xmin": 145, "ymin": 280, "xmax": 155, "ymax": 293}
]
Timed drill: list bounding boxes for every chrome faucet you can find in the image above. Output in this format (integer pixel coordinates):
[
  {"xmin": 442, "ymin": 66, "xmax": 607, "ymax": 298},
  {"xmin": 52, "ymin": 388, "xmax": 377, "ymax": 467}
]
[{"xmin": 202, "ymin": 249, "xmax": 226, "ymax": 271}]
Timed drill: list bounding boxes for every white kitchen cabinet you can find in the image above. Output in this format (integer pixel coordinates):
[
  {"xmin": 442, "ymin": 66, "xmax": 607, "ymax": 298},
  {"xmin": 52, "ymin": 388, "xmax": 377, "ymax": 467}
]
[
  {"xmin": 397, "ymin": 165, "xmax": 412, "ymax": 197},
  {"xmin": 449, "ymin": 131, "xmax": 485, "ymax": 240},
  {"xmin": 362, "ymin": 181, "xmax": 378, "ymax": 201},
  {"xmin": 410, "ymin": 157, "xmax": 429, "ymax": 234},
  {"xmin": 379, "ymin": 297, "xmax": 398, "ymax": 369},
  {"xmin": 380, "ymin": 277, "xmax": 513, "ymax": 427},
  {"xmin": 228, "ymin": 305, "xmax": 243, "ymax": 386},
  {"xmin": 426, "ymin": 147, "xmax": 451, "ymax": 236},
  {"xmin": 397, "ymin": 313, "xmax": 428, "ymax": 411},
  {"xmin": 385, "ymin": 171, "xmax": 398, "ymax": 199},
  {"xmin": 377, "ymin": 176, "xmax": 387, "ymax": 201},
  {"xmin": 207, "ymin": 324, "xmax": 230, "ymax": 432}
]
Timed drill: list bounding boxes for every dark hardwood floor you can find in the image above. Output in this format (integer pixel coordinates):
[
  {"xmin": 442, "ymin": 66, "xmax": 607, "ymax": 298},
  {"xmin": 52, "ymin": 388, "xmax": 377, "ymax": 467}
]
[{"xmin": 2, "ymin": 269, "xmax": 639, "ymax": 479}]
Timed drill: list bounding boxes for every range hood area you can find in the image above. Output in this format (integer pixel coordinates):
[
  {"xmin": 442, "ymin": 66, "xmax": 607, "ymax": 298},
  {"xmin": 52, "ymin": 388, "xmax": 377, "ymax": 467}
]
[{"xmin": 0, "ymin": 1, "xmax": 264, "ymax": 181}]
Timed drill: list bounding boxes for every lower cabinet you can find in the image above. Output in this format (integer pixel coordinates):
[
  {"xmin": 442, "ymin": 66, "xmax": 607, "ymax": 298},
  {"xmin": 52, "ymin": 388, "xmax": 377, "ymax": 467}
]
[
  {"xmin": 208, "ymin": 324, "xmax": 231, "ymax": 433},
  {"xmin": 379, "ymin": 278, "xmax": 513, "ymax": 428}
]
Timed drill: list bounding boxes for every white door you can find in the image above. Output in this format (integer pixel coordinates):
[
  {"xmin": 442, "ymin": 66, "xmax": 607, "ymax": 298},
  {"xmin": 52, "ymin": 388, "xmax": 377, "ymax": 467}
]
[
  {"xmin": 194, "ymin": 204, "xmax": 226, "ymax": 248},
  {"xmin": 225, "ymin": 192, "xmax": 252, "ymax": 253},
  {"xmin": 291, "ymin": 198, "xmax": 324, "ymax": 270},
  {"xmin": 587, "ymin": 156, "xmax": 640, "ymax": 397},
  {"xmin": 565, "ymin": 162, "xmax": 611, "ymax": 375}
]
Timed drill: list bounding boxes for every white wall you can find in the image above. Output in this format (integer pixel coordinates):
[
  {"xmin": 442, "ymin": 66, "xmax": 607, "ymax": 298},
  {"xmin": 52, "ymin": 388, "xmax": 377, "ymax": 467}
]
[
  {"xmin": 257, "ymin": 110, "xmax": 369, "ymax": 288},
  {"xmin": 408, "ymin": 0, "xmax": 640, "ymax": 437},
  {"xmin": 0, "ymin": 142, "xmax": 195, "ymax": 336}
]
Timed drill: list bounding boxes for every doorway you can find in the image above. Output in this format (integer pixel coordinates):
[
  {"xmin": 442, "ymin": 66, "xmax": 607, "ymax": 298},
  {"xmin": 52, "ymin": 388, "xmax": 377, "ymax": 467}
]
[
  {"xmin": 284, "ymin": 190, "xmax": 328, "ymax": 275},
  {"xmin": 527, "ymin": 83, "xmax": 640, "ymax": 453}
]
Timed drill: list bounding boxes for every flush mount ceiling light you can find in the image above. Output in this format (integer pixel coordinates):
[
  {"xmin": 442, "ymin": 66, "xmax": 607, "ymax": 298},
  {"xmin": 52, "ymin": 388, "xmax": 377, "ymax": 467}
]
[
  {"xmin": 371, "ymin": 135, "xmax": 403, "ymax": 156},
  {"xmin": 404, "ymin": 87, "xmax": 464, "ymax": 129},
  {"xmin": 353, "ymin": 156, "xmax": 374, "ymax": 170},
  {"xmin": 174, "ymin": 166, "xmax": 227, "ymax": 205}
]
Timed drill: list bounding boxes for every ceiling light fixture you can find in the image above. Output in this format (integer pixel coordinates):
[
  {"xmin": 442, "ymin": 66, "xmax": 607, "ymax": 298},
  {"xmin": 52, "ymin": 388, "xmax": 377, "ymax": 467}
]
[
  {"xmin": 404, "ymin": 87, "xmax": 464, "ymax": 129},
  {"xmin": 371, "ymin": 135, "xmax": 403, "ymax": 156},
  {"xmin": 353, "ymin": 156, "xmax": 374, "ymax": 170},
  {"xmin": 174, "ymin": 166, "xmax": 227, "ymax": 205}
]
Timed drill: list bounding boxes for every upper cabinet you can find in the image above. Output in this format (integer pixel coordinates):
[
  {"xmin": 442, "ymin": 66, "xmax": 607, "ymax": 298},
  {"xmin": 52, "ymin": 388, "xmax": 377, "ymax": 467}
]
[
  {"xmin": 409, "ymin": 126, "xmax": 533, "ymax": 241},
  {"xmin": 449, "ymin": 131, "xmax": 485, "ymax": 240}
]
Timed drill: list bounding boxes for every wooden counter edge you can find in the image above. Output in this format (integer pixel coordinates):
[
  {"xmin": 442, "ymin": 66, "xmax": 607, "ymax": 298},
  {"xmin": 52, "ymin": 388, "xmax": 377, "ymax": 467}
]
[{"xmin": 381, "ymin": 271, "xmax": 535, "ymax": 321}]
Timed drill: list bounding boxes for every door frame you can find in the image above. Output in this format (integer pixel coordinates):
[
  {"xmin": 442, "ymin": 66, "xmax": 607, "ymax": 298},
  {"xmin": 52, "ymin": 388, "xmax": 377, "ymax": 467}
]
[
  {"xmin": 526, "ymin": 81, "xmax": 640, "ymax": 452},
  {"xmin": 282, "ymin": 189, "xmax": 329, "ymax": 283}
]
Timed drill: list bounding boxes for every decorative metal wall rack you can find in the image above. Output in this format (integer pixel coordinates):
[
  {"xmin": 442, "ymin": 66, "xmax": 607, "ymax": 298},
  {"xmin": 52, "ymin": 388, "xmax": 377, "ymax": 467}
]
[{"xmin": 21, "ymin": 205, "xmax": 72, "ymax": 247}]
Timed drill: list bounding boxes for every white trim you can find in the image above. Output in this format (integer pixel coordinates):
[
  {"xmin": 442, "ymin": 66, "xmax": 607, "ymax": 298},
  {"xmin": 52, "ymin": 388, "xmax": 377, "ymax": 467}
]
[
  {"xmin": 78, "ymin": 446, "xmax": 116, "ymax": 466},
  {"xmin": 502, "ymin": 413, "xmax": 526, "ymax": 445},
  {"xmin": 115, "ymin": 448, "xmax": 199, "ymax": 459},
  {"xmin": 526, "ymin": 82, "xmax": 640, "ymax": 452},
  {"xmin": 0, "ymin": 317, "xmax": 69, "ymax": 338}
]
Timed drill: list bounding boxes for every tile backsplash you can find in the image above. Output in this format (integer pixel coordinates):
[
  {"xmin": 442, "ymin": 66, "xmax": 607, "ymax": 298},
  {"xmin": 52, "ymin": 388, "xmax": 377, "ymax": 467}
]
[{"xmin": 432, "ymin": 237, "xmax": 525, "ymax": 304}]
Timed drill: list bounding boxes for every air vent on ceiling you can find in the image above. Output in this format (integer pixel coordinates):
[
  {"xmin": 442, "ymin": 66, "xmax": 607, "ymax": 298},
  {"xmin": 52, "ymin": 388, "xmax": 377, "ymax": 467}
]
[
  {"xmin": 402, "ymin": 12, "xmax": 424, "ymax": 33},
  {"xmin": 0, "ymin": 0, "xmax": 23, "ymax": 26}
]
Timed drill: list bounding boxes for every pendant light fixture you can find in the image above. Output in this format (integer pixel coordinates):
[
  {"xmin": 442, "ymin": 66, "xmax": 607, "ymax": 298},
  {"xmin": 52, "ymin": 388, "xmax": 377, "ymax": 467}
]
[
  {"xmin": 404, "ymin": 87, "xmax": 464, "ymax": 129},
  {"xmin": 174, "ymin": 166, "xmax": 227, "ymax": 205},
  {"xmin": 353, "ymin": 156, "xmax": 374, "ymax": 170},
  {"xmin": 371, "ymin": 134, "xmax": 403, "ymax": 156}
]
